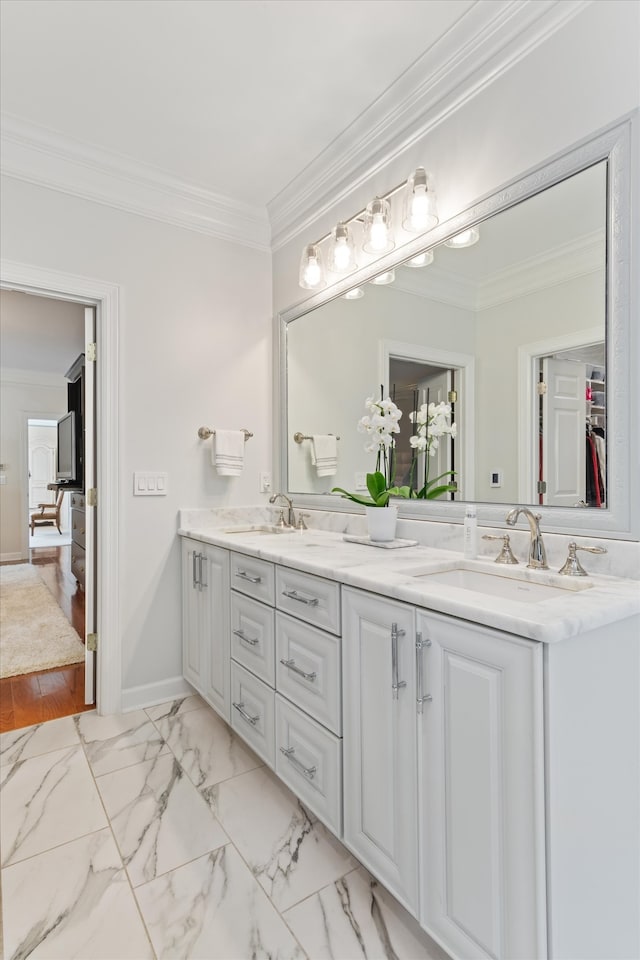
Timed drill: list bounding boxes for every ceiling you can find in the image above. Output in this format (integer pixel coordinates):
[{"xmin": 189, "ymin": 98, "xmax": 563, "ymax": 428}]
[{"xmin": 0, "ymin": 0, "xmax": 474, "ymax": 210}]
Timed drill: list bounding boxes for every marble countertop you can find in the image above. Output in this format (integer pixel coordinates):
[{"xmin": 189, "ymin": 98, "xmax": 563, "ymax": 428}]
[{"xmin": 178, "ymin": 514, "xmax": 640, "ymax": 644}]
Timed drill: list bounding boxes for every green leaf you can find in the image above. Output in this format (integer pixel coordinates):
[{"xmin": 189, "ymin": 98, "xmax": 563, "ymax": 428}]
[
  {"xmin": 387, "ymin": 485, "xmax": 413, "ymax": 499},
  {"xmin": 425, "ymin": 483, "xmax": 458, "ymax": 499},
  {"xmin": 366, "ymin": 471, "xmax": 387, "ymax": 501},
  {"xmin": 330, "ymin": 487, "xmax": 376, "ymax": 507}
]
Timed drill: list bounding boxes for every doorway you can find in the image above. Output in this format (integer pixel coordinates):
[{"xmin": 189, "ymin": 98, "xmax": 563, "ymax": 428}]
[{"xmin": 0, "ymin": 292, "xmax": 95, "ymax": 731}]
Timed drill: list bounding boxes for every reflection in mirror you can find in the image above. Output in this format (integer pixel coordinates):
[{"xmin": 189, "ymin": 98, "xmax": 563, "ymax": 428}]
[{"xmin": 285, "ymin": 161, "xmax": 607, "ymax": 509}]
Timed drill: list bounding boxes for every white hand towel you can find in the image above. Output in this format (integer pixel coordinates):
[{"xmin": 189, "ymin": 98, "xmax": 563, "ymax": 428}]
[
  {"xmin": 213, "ymin": 430, "xmax": 245, "ymax": 476},
  {"xmin": 311, "ymin": 435, "xmax": 338, "ymax": 477}
]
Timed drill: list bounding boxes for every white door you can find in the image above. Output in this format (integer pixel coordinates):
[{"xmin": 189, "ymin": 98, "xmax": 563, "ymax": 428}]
[
  {"xmin": 342, "ymin": 587, "xmax": 418, "ymax": 913},
  {"xmin": 28, "ymin": 425, "xmax": 57, "ymax": 507},
  {"xmin": 416, "ymin": 369, "xmax": 455, "ymax": 496},
  {"xmin": 541, "ymin": 358, "xmax": 586, "ymax": 506},
  {"xmin": 417, "ymin": 610, "xmax": 546, "ymax": 960},
  {"xmin": 84, "ymin": 307, "xmax": 97, "ymax": 703},
  {"xmin": 201, "ymin": 543, "xmax": 231, "ymax": 722}
]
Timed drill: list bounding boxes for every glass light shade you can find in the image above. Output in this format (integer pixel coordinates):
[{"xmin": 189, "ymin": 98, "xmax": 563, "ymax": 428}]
[
  {"xmin": 370, "ymin": 269, "xmax": 395, "ymax": 286},
  {"xmin": 402, "ymin": 168, "xmax": 438, "ymax": 233},
  {"xmin": 444, "ymin": 225, "xmax": 480, "ymax": 249},
  {"xmin": 362, "ymin": 197, "xmax": 395, "ymax": 254},
  {"xmin": 298, "ymin": 243, "xmax": 326, "ymax": 289},
  {"xmin": 343, "ymin": 287, "xmax": 364, "ymax": 300},
  {"xmin": 405, "ymin": 249, "xmax": 434, "ymax": 268},
  {"xmin": 326, "ymin": 222, "xmax": 357, "ymax": 274}
]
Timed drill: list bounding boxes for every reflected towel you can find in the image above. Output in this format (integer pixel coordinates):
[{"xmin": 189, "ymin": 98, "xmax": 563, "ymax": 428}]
[
  {"xmin": 213, "ymin": 430, "xmax": 245, "ymax": 476},
  {"xmin": 311, "ymin": 435, "xmax": 337, "ymax": 477}
]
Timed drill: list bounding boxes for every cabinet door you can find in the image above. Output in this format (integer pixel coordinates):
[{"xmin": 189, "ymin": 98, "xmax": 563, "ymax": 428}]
[
  {"xmin": 181, "ymin": 538, "xmax": 203, "ymax": 693},
  {"xmin": 342, "ymin": 587, "xmax": 418, "ymax": 913},
  {"xmin": 200, "ymin": 544, "xmax": 231, "ymax": 722},
  {"xmin": 417, "ymin": 610, "xmax": 546, "ymax": 960}
]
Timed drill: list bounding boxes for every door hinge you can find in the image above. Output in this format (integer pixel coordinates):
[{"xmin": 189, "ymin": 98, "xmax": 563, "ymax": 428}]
[
  {"xmin": 87, "ymin": 488, "xmax": 97, "ymax": 507},
  {"xmin": 447, "ymin": 389, "xmax": 458, "ymax": 403},
  {"xmin": 87, "ymin": 342, "xmax": 97, "ymax": 362},
  {"xmin": 537, "ymin": 381, "xmax": 547, "ymax": 396},
  {"xmin": 87, "ymin": 633, "xmax": 98, "ymax": 652},
  {"xmin": 537, "ymin": 480, "xmax": 547, "ymax": 494}
]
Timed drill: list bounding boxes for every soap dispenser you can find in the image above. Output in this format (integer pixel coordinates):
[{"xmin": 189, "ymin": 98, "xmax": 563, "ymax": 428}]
[{"xmin": 463, "ymin": 504, "xmax": 478, "ymax": 559}]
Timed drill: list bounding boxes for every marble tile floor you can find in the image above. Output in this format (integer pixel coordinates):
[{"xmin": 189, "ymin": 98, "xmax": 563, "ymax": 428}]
[{"xmin": 0, "ymin": 694, "xmax": 450, "ymax": 960}]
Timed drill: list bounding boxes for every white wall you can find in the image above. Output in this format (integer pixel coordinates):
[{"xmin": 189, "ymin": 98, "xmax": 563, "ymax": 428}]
[
  {"xmin": 0, "ymin": 180, "xmax": 272, "ymax": 701},
  {"xmin": 273, "ymin": 2, "xmax": 640, "ymax": 516},
  {"xmin": 0, "ymin": 370, "xmax": 68, "ymax": 560}
]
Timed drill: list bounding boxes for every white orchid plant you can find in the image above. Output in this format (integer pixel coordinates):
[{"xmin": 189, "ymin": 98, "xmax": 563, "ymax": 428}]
[
  {"xmin": 332, "ymin": 392, "xmax": 405, "ymax": 507},
  {"xmin": 408, "ymin": 400, "xmax": 458, "ymax": 499}
]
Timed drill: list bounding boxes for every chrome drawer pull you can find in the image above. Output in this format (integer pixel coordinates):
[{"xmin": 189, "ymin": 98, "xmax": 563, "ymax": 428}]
[
  {"xmin": 279, "ymin": 658, "xmax": 316, "ymax": 682},
  {"xmin": 232, "ymin": 701, "xmax": 259, "ymax": 726},
  {"xmin": 391, "ymin": 622, "xmax": 407, "ymax": 698},
  {"xmin": 236, "ymin": 570, "xmax": 262, "ymax": 584},
  {"xmin": 416, "ymin": 632, "xmax": 433, "ymax": 713},
  {"xmin": 280, "ymin": 746, "xmax": 316, "ymax": 780},
  {"xmin": 282, "ymin": 589, "xmax": 319, "ymax": 607},
  {"xmin": 234, "ymin": 628, "xmax": 259, "ymax": 647}
]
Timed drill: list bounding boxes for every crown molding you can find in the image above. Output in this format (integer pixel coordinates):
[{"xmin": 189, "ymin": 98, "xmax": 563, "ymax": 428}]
[
  {"xmin": 268, "ymin": 0, "xmax": 591, "ymax": 250},
  {"xmin": 0, "ymin": 114, "xmax": 271, "ymax": 250}
]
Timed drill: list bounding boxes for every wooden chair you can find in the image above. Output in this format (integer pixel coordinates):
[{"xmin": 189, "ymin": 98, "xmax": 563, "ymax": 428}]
[{"xmin": 30, "ymin": 489, "xmax": 65, "ymax": 534}]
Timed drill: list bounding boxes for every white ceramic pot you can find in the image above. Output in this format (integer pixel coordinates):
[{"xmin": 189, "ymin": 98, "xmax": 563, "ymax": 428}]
[{"xmin": 365, "ymin": 504, "xmax": 398, "ymax": 542}]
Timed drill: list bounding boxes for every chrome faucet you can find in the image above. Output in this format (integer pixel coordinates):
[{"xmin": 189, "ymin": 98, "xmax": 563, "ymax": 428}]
[
  {"xmin": 269, "ymin": 492, "xmax": 296, "ymax": 527},
  {"xmin": 505, "ymin": 507, "xmax": 549, "ymax": 569}
]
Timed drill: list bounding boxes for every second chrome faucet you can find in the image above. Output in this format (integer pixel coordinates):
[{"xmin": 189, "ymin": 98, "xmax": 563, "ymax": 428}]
[{"xmin": 505, "ymin": 506, "xmax": 548, "ymax": 569}]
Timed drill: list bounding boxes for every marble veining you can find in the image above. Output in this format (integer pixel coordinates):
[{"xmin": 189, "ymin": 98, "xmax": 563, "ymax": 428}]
[
  {"xmin": 0, "ymin": 715, "xmax": 80, "ymax": 769},
  {"xmin": 75, "ymin": 709, "xmax": 170, "ymax": 776},
  {"xmin": 96, "ymin": 752, "xmax": 228, "ymax": 886},
  {"xmin": 1, "ymin": 745, "xmax": 107, "ymax": 867},
  {"xmin": 202, "ymin": 765, "xmax": 357, "ymax": 911}
]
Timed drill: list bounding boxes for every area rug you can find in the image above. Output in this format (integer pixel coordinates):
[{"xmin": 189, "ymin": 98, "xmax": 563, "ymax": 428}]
[{"xmin": 0, "ymin": 564, "xmax": 85, "ymax": 679}]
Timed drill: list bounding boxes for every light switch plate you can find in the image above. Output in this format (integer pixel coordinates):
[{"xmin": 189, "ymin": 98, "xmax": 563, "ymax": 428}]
[{"xmin": 134, "ymin": 472, "xmax": 168, "ymax": 495}]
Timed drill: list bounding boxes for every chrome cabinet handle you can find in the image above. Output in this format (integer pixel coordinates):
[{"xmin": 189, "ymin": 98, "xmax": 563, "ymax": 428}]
[
  {"xmin": 416, "ymin": 631, "xmax": 433, "ymax": 713},
  {"xmin": 192, "ymin": 551, "xmax": 198, "ymax": 588},
  {"xmin": 391, "ymin": 622, "xmax": 407, "ymax": 698},
  {"xmin": 279, "ymin": 746, "xmax": 316, "ymax": 780},
  {"xmin": 282, "ymin": 589, "xmax": 319, "ymax": 607},
  {"xmin": 279, "ymin": 658, "xmax": 317, "ymax": 682},
  {"xmin": 232, "ymin": 701, "xmax": 259, "ymax": 726},
  {"xmin": 198, "ymin": 553, "xmax": 207, "ymax": 589},
  {"xmin": 236, "ymin": 570, "xmax": 262, "ymax": 584},
  {"xmin": 234, "ymin": 628, "xmax": 259, "ymax": 647}
]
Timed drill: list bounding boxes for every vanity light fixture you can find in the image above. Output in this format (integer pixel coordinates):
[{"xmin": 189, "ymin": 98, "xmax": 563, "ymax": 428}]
[
  {"xmin": 405, "ymin": 249, "xmax": 434, "ymax": 268},
  {"xmin": 444, "ymin": 225, "xmax": 480, "ymax": 249},
  {"xmin": 297, "ymin": 166, "xmax": 439, "ymax": 289},
  {"xmin": 343, "ymin": 287, "xmax": 364, "ymax": 299},
  {"xmin": 402, "ymin": 167, "xmax": 439, "ymax": 233},
  {"xmin": 370, "ymin": 269, "xmax": 395, "ymax": 286},
  {"xmin": 326, "ymin": 221, "xmax": 357, "ymax": 274},
  {"xmin": 298, "ymin": 243, "xmax": 326, "ymax": 289}
]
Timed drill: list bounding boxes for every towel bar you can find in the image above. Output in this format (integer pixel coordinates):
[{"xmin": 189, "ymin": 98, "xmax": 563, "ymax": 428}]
[
  {"xmin": 293, "ymin": 432, "xmax": 340, "ymax": 444},
  {"xmin": 198, "ymin": 427, "xmax": 253, "ymax": 441}
]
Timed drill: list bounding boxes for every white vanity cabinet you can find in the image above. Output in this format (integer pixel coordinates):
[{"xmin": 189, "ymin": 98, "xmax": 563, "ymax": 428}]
[
  {"xmin": 181, "ymin": 537, "xmax": 231, "ymax": 722},
  {"xmin": 416, "ymin": 609, "xmax": 546, "ymax": 960},
  {"xmin": 342, "ymin": 587, "xmax": 419, "ymax": 914}
]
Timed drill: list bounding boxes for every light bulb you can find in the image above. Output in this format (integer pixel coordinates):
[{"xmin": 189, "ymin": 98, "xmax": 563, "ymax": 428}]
[
  {"xmin": 370, "ymin": 269, "xmax": 395, "ymax": 286},
  {"xmin": 298, "ymin": 243, "xmax": 326, "ymax": 289},
  {"xmin": 444, "ymin": 226, "xmax": 480, "ymax": 249},
  {"xmin": 327, "ymin": 222, "xmax": 356, "ymax": 274},
  {"xmin": 333, "ymin": 240, "xmax": 352, "ymax": 271},
  {"xmin": 363, "ymin": 198, "xmax": 395, "ymax": 254},
  {"xmin": 304, "ymin": 258, "xmax": 322, "ymax": 286},
  {"xmin": 369, "ymin": 217, "xmax": 389, "ymax": 251},
  {"xmin": 405, "ymin": 250, "xmax": 434, "ymax": 268},
  {"xmin": 402, "ymin": 167, "xmax": 438, "ymax": 233}
]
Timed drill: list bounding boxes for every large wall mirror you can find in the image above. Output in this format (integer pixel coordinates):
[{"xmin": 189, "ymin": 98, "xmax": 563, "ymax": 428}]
[{"xmin": 278, "ymin": 119, "xmax": 636, "ymax": 539}]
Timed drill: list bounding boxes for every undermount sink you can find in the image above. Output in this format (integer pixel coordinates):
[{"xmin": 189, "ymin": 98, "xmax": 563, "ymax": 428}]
[
  {"xmin": 222, "ymin": 524, "xmax": 295, "ymax": 536},
  {"xmin": 404, "ymin": 563, "xmax": 593, "ymax": 604}
]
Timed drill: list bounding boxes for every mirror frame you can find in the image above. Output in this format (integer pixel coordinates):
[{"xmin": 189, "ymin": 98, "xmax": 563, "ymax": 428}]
[{"xmin": 277, "ymin": 115, "xmax": 638, "ymax": 540}]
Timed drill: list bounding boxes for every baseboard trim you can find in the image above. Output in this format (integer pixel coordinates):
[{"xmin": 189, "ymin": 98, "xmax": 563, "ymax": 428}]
[
  {"xmin": 1, "ymin": 552, "xmax": 28, "ymax": 564},
  {"xmin": 121, "ymin": 675, "xmax": 194, "ymax": 713}
]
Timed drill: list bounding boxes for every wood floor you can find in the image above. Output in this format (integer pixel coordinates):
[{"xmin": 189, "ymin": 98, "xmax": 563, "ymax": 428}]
[{"xmin": 0, "ymin": 545, "xmax": 93, "ymax": 733}]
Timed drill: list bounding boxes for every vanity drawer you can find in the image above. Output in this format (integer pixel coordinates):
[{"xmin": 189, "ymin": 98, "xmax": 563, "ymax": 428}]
[
  {"xmin": 70, "ymin": 492, "xmax": 86, "ymax": 511},
  {"xmin": 230, "ymin": 661, "xmax": 275, "ymax": 768},
  {"xmin": 276, "ymin": 612, "xmax": 341, "ymax": 735},
  {"xmin": 230, "ymin": 552, "xmax": 275, "ymax": 605},
  {"xmin": 231, "ymin": 593, "xmax": 275, "ymax": 686},
  {"xmin": 275, "ymin": 694, "xmax": 342, "ymax": 836},
  {"xmin": 276, "ymin": 566, "xmax": 341, "ymax": 635}
]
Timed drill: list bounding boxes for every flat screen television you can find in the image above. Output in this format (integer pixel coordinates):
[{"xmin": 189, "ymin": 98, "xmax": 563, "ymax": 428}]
[{"xmin": 56, "ymin": 410, "xmax": 80, "ymax": 483}]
